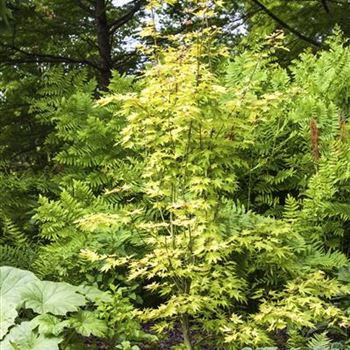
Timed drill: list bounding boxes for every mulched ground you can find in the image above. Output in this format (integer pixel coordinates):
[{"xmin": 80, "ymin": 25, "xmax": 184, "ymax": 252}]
[
  {"xmin": 85, "ymin": 325, "xmax": 348, "ymax": 349},
  {"xmin": 85, "ymin": 323, "xmax": 216, "ymax": 349}
]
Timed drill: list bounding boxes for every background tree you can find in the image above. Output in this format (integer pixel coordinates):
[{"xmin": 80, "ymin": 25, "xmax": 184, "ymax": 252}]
[
  {"xmin": 242, "ymin": 0, "xmax": 350, "ymax": 62},
  {"xmin": 1, "ymin": 0, "xmax": 146, "ymax": 89},
  {"xmin": 0, "ymin": 0, "xmax": 145, "ymax": 240}
]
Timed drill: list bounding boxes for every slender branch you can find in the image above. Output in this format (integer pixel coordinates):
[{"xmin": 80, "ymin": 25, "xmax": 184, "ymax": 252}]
[
  {"xmin": 112, "ymin": 50, "xmax": 137, "ymax": 64},
  {"xmin": 321, "ymin": 0, "xmax": 331, "ymax": 13},
  {"xmin": 250, "ymin": 0, "xmax": 323, "ymax": 47},
  {"xmin": 0, "ymin": 104, "xmax": 30, "ymax": 112},
  {"xmin": 0, "ymin": 43, "xmax": 99, "ymax": 69},
  {"xmin": 326, "ymin": 0, "xmax": 349, "ymax": 4},
  {"xmin": 81, "ymin": 36, "xmax": 100, "ymax": 50},
  {"xmin": 108, "ymin": 0, "xmax": 145, "ymax": 34},
  {"xmin": 0, "ymin": 58, "xmax": 90, "ymax": 67},
  {"xmin": 76, "ymin": 0, "xmax": 94, "ymax": 15}
]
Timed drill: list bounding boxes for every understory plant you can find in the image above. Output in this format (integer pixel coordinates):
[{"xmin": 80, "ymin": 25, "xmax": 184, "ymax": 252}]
[
  {"xmin": 19, "ymin": 1, "xmax": 350, "ymax": 349},
  {"xmin": 79, "ymin": 1, "xmax": 350, "ymax": 349},
  {"xmin": 31, "ymin": 70, "xmax": 144, "ymax": 283},
  {"xmin": 0, "ymin": 266, "xmax": 108, "ymax": 349}
]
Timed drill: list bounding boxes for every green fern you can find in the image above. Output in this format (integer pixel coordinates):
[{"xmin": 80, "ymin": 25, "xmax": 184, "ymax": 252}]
[
  {"xmin": 307, "ymin": 333, "xmax": 332, "ymax": 350},
  {"xmin": 1, "ymin": 216, "xmax": 29, "ymax": 245},
  {"xmin": 0, "ymin": 244, "xmax": 35, "ymax": 269}
]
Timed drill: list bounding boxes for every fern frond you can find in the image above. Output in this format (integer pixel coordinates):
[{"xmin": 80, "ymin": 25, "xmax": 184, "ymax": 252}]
[
  {"xmin": 307, "ymin": 333, "xmax": 331, "ymax": 350},
  {"xmin": 1, "ymin": 216, "xmax": 29, "ymax": 246},
  {"xmin": 0, "ymin": 244, "xmax": 35, "ymax": 269},
  {"xmin": 283, "ymin": 194, "xmax": 300, "ymax": 221}
]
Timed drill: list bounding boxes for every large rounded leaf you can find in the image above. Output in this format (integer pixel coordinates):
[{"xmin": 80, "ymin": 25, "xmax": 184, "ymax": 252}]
[
  {"xmin": 69, "ymin": 311, "xmax": 107, "ymax": 337},
  {"xmin": 0, "ymin": 321, "xmax": 61, "ymax": 350},
  {"xmin": 77, "ymin": 284, "xmax": 112, "ymax": 303},
  {"xmin": 33, "ymin": 314, "xmax": 70, "ymax": 336},
  {"xmin": 21, "ymin": 280, "xmax": 86, "ymax": 315},
  {"xmin": 0, "ymin": 303, "xmax": 18, "ymax": 339},
  {"xmin": 0, "ymin": 266, "xmax": 37, "ymax": 305},
  {"xmin": 0, "ymin": 267, "xmax": 37, "ymax": 339}
]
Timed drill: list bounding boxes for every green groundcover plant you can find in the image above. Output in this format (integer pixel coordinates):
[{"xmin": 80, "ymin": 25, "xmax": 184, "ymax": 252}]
[
  {"xmin": 0, "ymin": 266, "xmax": 153, "ymax": 349},
  {"xmin": 0, "ymin": 265, "xmax": 110, "ymax": 349}
]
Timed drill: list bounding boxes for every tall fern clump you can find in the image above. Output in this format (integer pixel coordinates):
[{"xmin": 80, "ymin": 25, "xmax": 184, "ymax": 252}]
[
  {"xmin": 77, "ymin": 1, "xmax": 350, "ymax": 349},
  {"xmin": 223, "ymin": 41, "xmax": 306, "ymax": 216},
  {"xmin": 30, "ymin": 69, "xmax": 147, "ymax": 282},
  {"xmin": 0, "ymin": 71, "xmax": 58, "ymax": 270},
  {"xmin": 289, "ymin": 37, "xmax": 350, "ymax": 253},
  {"xmin": 26, "ymin": 69, "xmax": 153, "ymax": 347},
  {"xmin": 229, "ymin": 33, "xmax": 350, "ymax": 254},
  {"xmin": 225, "ymin": 33, "xmax": 350, "ymax": 225}
]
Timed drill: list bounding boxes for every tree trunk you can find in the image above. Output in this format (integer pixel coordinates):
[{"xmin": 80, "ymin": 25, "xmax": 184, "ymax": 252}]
[{"xmin": 95, "ymin": 0, "xmax": 112, "ymax": 90}]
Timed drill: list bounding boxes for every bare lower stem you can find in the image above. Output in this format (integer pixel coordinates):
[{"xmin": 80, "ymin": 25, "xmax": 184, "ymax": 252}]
[{"xmin": 181, "ymin": 315, "xmax": 193, "ymax": 350}]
